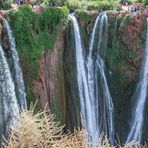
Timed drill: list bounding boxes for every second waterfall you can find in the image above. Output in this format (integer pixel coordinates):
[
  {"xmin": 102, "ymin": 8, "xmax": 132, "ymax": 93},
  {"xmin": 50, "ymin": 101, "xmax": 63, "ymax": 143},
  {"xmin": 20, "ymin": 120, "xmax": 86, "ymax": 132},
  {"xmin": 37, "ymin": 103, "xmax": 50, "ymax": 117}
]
[{"xmin": 68, "ymin": 12, "xmax": 114, "ymax": 144}]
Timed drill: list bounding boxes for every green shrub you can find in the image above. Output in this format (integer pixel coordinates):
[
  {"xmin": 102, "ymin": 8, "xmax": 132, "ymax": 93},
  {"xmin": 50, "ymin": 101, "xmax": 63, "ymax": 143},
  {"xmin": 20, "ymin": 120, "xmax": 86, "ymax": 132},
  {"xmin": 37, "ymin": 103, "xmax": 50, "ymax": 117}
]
[
  {"xmin": 144, "ymin": 0, "xmax": 148, "ymax": 5},
  {"xmin": 9, "ymin": 5, "xmax": 68, "ymax": 61},
  {"xmin": 9, "ymin": 5, "xmax": 68, "ymax": 103},
  {"xmin": 112, "ymin": 2, "xmax": 122, "ymax": 11},
  {"xmin": 0, "ymin": 0, "xmax": 13, "ymax": 9},
  {"xmin": 42, "ymin": 6, "xmax": 68, "ymax": 30},
  {"xmin": 65, "ymin": 0, "xmax": 81, "ymax": 11},
  {"xmin": 81, "ymin": 1, "xmax": 113, "ymax": 11},
  {"xmin": 76, "ymin": 11, "xmax": 90, "ymax": 23},
  {"xmin": 123, "ymin": 13, "xmax": 131, "ymax": 26},
  {"xmin": 41, "ymin": 0, "xmax": 66, "ymax": 6}
]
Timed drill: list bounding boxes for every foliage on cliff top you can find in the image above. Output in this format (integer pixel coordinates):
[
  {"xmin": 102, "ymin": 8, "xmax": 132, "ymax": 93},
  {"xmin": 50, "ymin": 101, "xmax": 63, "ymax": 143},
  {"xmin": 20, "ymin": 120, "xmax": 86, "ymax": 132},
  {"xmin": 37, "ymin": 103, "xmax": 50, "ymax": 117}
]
[
  {"xmin": 8, "ymin": 5, "xmax": 68, "ymax": 104},
  {"xmin": 144, "ymin": 0, "xmax": 148, "ymax": 5},
  {"xmin": 123, "ymin": 13, "xmax": 131, "ymax": 26},
  {"xmin": 9, "ymin": 5, "xmax": 68, "ymax": 56},
  {"xmin": 9, "ymin": 5, "xmax": 68, "ymax": 73},
  {"xmin": 0, "ymin": 0, "xmax": 13, "ymax": 9}
]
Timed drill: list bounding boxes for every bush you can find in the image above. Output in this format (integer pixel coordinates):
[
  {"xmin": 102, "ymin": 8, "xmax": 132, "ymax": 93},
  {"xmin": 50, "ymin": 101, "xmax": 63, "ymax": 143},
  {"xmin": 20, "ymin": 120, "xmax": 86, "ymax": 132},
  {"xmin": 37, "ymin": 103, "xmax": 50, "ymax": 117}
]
[
  {"xmin": 4, "ymin": 106, "xmax": 141, "ymax": 147},
  {"xmin": 65, "ymin": 0, "xmax": 81, "ymax": 11},
  {"xmin": 9, "ymin": 5, "xmax": 68, "ymax": 63},
  {"xmin": 42, "ymin": 6, "xmax": 69, "ymax": 30},
  {"xmin": 123, "ymin": 13, "xmax": 131, "ymax": 26},
  {"xmin": 9, "ymin": 5, "xmax": 68, "ymax": 104},
  {"xmin": 4, "ymin": 107, "xmax": 87, "ymax": 148},
  {"xmin": 112, "ymin": 2, "xmax": 122, "ymax": 11},
  {"xmin": 81, "ymin": 0, "xmax": 113, "ymax": 11},
  {"xmin": 41, "ymin": 0, "xmax": 66, "ymax": 6},
  {"xmin": 144, "ymin": 0, "xmax": 148, "ymax": 5}
]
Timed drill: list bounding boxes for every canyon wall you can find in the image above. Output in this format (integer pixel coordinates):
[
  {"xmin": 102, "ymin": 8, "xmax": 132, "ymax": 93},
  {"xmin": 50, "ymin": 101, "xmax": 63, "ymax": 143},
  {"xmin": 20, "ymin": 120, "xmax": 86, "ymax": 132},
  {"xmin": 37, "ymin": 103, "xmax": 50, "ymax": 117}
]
[{"xmin": 0, "ymin": 7, "xmax": 148, "ymax": 142}]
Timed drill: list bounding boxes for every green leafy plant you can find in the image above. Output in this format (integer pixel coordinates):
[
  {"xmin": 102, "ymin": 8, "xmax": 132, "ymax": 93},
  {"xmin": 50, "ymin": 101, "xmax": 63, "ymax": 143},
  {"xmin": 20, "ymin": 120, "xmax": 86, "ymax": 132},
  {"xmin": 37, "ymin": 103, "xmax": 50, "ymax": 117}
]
[
  {"xmin": 81, "ymin": 0, "xmax": 113, "ymax": 11},
  {"xmin": 41, "ymin": 0, "xmax": 66, "ymax": 6},
  {"xmin": 144, "ymin": 0, "xmax": 148, "ymax": 5},
  {"xmin": 65, "ymin": 0, "xmax": 81, "ymax": 11},
  {"xmin": 9, "ymin": 5, "xmax": 68, "ymax": 104},
  {"xmin": 123, "ymin": 13, "xmax": 131, "ymax": 26},
  {"xmin": 0, "ymin": 0, "xmax": 13, "ymax": 9}
]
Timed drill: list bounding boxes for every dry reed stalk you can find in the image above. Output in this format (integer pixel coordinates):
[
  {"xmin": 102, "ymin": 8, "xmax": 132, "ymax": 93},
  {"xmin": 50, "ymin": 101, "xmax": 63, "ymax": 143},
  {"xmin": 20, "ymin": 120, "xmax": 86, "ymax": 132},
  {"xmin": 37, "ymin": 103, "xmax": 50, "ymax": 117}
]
[{"xmin": 3, "ymin": 105, "xmax": 147, "ymax": 148}]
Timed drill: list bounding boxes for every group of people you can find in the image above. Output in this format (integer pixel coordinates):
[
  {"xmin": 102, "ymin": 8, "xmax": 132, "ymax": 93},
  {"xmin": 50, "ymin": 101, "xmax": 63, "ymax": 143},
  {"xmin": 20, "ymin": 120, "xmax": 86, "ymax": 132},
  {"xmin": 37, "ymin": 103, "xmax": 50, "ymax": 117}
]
[
  {"xmin": 15, "ymin": 0, "xmax": 24, "ymax": 5},
  {"xmin": 122, "ymin": 1, "xmax": 145, "ymax": 14}
]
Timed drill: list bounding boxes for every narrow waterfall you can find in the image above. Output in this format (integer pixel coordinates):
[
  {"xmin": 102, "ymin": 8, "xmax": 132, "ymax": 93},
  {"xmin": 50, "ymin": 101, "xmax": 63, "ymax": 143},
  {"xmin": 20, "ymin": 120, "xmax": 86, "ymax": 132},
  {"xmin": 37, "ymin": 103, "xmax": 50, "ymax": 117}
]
[
  {"xmin": 127, "ymin": 18, "xmax": 148, "ymax": 143},
  {"xmin": 69, "ymin": 12, "xmax": 114, "ymax": 144},
  {"xmin": 0, "ymin": 44, "xmax": 19, "ymax": 146},
  {"xmin": 3, "ymin": 19, "xmax": 27, "ymax": 111},
  {"xmin": 87, "ymin": 12, "xmax": 114, "ymax": 144},
  {"xmin": 68, "ymin": 13, "xmax": 94, "ymax": 142}
]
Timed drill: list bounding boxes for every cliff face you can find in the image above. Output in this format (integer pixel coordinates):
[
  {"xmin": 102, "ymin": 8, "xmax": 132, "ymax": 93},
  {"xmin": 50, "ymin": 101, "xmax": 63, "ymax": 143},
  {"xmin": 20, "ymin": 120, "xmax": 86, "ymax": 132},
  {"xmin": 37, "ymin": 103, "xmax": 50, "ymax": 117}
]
[
  {"xmin": 76, "ymin": 10, "xmax": 147, "ymax": 142},
  {"xmin": 1, "ymin": 8, "xmax": 148, "ymax": 142},
  {"xmin": 32, "ymin": 27, "xmax": 66, "ymax": 124},
  {"xmin": 107, "ymin": 11, "xmax": 147, "ymax": 142}
]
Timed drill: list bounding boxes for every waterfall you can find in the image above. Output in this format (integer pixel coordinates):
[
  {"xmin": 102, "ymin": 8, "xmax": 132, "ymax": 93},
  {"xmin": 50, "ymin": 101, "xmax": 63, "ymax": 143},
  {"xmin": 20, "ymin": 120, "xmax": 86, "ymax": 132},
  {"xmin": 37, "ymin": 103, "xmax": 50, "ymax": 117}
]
[
  {"xmin": 127, "ymin": 18, "xmax": 148, "ymax": 143},
  {"xmin": 68, "ymin": 13, "xmax": 94, "ymax": 142},
  {"xmin": 87, "ymin": 12, "xmax": 114, "ymax": 144},
  {"xmin": 0, "ymin": 44, "xmax": 19, "ymax": 146},
  {"xmin": 3, "ymin": 19, "xmax": 27, "ymax": 111},
  {"xmin": 69, "ymin": 12, "xmax": 114, "ymax": 144}
]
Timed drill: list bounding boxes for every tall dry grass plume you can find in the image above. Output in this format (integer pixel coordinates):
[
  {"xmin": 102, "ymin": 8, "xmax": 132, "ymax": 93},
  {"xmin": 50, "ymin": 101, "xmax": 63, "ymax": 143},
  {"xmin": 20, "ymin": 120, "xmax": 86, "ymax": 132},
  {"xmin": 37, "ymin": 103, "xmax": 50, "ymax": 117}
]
[
  {"xmin": 4, "ymin": 104, "xmax": 146, "ymax": 148},
  {"xmin": 4, "ymin": 105, "xmax": 87, "ymax": 148}
]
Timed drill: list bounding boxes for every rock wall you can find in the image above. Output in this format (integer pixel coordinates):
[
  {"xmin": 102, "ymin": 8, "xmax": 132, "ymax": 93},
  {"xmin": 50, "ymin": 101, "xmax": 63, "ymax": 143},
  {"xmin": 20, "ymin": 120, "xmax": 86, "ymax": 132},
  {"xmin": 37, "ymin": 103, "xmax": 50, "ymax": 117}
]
[
  {"xmin": 33, "ymin": 27, "xmax": 66, "ymax": 124},
  {"xmin": 0, "ymin": 8, "xmax": 147, "ymax": 143},
  {"xmin": 76, "ymin": 10, "xmax": 147, "ymax": 142}
]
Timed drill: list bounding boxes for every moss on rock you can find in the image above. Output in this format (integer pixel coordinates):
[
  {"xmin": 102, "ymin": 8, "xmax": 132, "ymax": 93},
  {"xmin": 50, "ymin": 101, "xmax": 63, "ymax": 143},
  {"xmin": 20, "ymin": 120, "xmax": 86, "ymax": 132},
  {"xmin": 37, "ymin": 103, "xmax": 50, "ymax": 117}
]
[{"xmin": 8, "ymin": 5, "xmax": 69, "ymax": 105}]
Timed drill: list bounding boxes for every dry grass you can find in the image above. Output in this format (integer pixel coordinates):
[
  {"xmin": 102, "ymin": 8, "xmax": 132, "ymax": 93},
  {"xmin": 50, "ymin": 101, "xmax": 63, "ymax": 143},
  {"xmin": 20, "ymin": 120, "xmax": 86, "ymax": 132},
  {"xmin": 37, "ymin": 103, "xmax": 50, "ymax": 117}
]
[
  {"xmin": 3, "ymin": 105, "xmax": 146, "ymax": 148},
  {"xmin": 52, "ymin": 129, "xmax": 87, "ymax": 148},
  {"xmin": 4, "ymin": 105, "xmax": 64, "ymax": 148}
]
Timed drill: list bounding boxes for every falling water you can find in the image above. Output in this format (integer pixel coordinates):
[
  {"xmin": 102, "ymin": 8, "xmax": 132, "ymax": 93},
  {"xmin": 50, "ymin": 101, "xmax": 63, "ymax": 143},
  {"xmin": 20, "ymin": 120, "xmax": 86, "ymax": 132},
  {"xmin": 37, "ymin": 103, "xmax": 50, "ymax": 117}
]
[
  {"xmin": 87, "ymin": 12, "xmax": 114, "ymax": 144},
  {"xmin": 0, "ymin": 44, "xmax": 19, "ymax": 146},
  {"xmin": 68, "ymin": 13, "xmax": 94, "ymax": 142},
  {"xmin": 69, "ymin": 12, "xmax": 114, "ymax": 144},
  {"xmin": 127, "ymin": 18, "xmax": 148, "ymax": 143},
  {"xmin": 3, "ymin": 19, "xmax": 27, "ymax": 111}
]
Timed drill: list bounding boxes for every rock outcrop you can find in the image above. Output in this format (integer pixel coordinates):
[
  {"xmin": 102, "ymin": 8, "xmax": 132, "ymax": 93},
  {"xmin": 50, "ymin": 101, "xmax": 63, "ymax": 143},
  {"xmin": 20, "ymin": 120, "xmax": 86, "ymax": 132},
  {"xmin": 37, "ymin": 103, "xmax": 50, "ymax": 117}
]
[{"xmin": 33, "ymin": 27, "xmax": 66, "ymax": 124}]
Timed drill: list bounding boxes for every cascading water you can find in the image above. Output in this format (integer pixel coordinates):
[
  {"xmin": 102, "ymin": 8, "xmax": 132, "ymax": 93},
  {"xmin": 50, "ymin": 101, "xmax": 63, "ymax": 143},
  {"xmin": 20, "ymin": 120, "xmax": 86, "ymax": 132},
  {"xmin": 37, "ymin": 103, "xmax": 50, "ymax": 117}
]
[
  {"xmin": 127, "ymin": 18, "xmax": 148, "ymax": 143},
  {"xmin": 87, "ymin": 12, "xmax": 114, "ymax": 144},
  {"xmin": 0, "ymin": 44, "xmax": 19, "ymax": 146},
  {"xmin": 3, "ymin": 19, "xmax": 27, "ymax": 111},
  {"xmin": 69, "ymin": 12, "xmax": 114, "ymax": 144},
  {"xmin": 68, "ymin": 13, "xmax": 94, "ymax": 143}
]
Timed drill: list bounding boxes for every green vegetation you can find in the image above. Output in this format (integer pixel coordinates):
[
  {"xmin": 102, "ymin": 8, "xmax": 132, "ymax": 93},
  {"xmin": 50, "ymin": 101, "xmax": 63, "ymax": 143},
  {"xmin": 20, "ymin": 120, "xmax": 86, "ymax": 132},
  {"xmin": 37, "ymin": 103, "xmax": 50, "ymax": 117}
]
[
  {"xmin": 144, "ymin": 0, "xmax": 148, "ymax": 5},
  {"xmin": 81, "ymin": 0, "xmax": 113, "ymax": 11},
  {"xmin": 0, "ymin": 0, "xmax": 13, "ymax": 9},
  {"xmin": 123, "ymin": 13, "xmax": 131, "ymax": 26},
  {"xmin": 9, "ymin": 5, "xmax": 68, "ymax": 104},
  {"xmin": 76, "ymin": 11, "xmax": 91, "ymax": 23},
  {"xmin": 65, "ymin": 0, "xmax": 81, "ymax": 11},
  {"xmin": 41, "ymin": 0, "xmax": 66, "ymax": 6},
  {"xmin": 63, "ymin": 0, "xmax": 122, "ymax": 13},
  {"xmin": 1, "ymin": 0, "xmax": 122, "ymax": 11}
]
